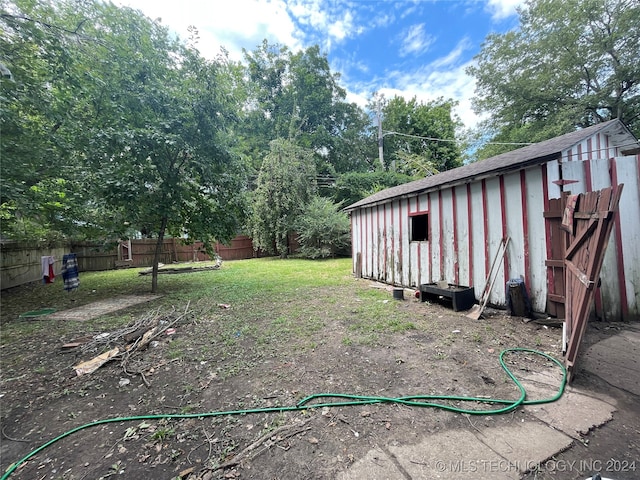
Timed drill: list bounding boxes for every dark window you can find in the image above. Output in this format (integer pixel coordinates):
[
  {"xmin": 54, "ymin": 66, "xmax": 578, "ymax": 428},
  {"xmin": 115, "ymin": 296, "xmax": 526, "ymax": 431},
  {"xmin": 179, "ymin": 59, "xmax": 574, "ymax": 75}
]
[{"xmin": 410, "ymin": 213, "xmax": 429, "ymax": 242}]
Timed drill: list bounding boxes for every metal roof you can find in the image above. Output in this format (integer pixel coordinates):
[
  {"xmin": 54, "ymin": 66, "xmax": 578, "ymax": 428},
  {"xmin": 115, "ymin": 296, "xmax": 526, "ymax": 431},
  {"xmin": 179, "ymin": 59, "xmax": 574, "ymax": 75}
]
[{"xmin": 345, "ymin": 119, "xmax": 638, "ymax": 211}]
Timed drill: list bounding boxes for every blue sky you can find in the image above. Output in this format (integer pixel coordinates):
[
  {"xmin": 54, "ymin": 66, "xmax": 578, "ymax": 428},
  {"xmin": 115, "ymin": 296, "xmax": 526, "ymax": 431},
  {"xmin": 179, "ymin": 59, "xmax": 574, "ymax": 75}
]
[{"xmin": 118, "ymin": 0, "xmax": 525, "ymax": 130}]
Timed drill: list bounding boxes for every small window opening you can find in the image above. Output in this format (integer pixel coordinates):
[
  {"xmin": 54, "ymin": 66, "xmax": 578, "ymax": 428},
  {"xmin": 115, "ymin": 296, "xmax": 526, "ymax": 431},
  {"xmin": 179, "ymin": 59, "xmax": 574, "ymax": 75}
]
[{"xmin": 410, "ymin": 213, "xmax": 429, "ymax": 242}]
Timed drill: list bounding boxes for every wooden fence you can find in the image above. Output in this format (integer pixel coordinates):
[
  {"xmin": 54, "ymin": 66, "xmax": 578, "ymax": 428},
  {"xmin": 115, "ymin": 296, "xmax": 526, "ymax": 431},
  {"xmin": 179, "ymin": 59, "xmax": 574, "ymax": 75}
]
[{"xmin": 1, "ymin": 236, "xmax": 259, "ymax": 290}]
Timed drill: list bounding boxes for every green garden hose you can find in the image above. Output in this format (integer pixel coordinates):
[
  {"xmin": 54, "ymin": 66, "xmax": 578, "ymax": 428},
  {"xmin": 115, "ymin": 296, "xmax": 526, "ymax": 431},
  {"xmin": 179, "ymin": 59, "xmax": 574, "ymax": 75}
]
[{"xmin": 1, "ymin": 348, "xmax": 566, "ymax": 479}]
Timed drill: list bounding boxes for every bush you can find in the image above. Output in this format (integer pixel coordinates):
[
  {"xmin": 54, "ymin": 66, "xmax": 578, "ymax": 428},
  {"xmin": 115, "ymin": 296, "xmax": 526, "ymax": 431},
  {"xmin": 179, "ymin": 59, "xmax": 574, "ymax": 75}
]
[{"xmin": 296, "ymin": 196, "xmax": 350, "ymax": 259}]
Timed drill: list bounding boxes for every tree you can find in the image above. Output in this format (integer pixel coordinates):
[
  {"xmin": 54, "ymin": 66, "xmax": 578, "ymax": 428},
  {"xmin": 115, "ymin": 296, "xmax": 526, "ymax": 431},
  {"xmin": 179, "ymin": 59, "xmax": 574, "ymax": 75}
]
[
  {"xmin": 295, "ymin": 196, "xmax": 350, "ymax": 259},
  {"xmin": 81, "ymin": 9, "xmax": 245, "ymax": 292},
  {"xmin": 1, "ymin": 1, "xmax": 246, "ymax": 292},
  {"xmin": 0, "ymin": 0, "xmax": 97, "ymax": 240},
  {"xmin": 240, "ymin": 41, "xmax": 373, "ymax": 176},
  {"xmin": 467, "ymin": 0, "xmax": 640, "ymax": 159},
  {"xmin": 250, "ymin": 139, "xmax": 316, "ymax": 257},
  {"xmin": 380, "ymin": 96, "xmax": 462, "ymax": 174}
]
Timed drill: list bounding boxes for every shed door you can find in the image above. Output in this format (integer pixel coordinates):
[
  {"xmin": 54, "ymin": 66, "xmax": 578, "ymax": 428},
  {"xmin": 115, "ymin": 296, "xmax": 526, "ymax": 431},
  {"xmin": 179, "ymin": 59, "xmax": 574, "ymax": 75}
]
[{"xmin": 544, "ymin": 193, "xmax": 569, "ymax": 318}]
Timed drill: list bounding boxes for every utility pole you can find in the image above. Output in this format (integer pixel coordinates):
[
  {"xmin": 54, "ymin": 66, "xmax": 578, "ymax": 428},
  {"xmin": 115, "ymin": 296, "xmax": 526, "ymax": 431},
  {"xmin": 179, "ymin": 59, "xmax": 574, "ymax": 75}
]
[{"xmin": 376, "ymin": 96, "xmax": 385, "ymax": 170}]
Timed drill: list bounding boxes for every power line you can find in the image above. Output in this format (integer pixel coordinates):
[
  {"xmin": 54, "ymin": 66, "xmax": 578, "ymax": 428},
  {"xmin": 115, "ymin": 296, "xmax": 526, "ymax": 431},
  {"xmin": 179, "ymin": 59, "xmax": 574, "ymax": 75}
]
[{"xmin": 382, "ymin": 130, "xmax": 534, "ymax": 146}]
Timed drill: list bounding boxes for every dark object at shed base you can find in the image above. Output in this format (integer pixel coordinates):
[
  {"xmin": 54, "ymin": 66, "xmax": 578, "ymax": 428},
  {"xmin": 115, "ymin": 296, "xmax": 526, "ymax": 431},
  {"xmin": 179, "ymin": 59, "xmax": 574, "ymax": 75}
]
[{"xmin": 420, "ymin": 283, "xmax": 475, "ymax": 312}]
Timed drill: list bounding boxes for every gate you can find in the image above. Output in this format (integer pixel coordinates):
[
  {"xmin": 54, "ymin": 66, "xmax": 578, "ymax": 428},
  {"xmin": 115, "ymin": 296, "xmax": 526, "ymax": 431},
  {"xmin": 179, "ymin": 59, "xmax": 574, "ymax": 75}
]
[{"xmin": 563, "ymin": 185, "xmax": 623, "ymax": 380}]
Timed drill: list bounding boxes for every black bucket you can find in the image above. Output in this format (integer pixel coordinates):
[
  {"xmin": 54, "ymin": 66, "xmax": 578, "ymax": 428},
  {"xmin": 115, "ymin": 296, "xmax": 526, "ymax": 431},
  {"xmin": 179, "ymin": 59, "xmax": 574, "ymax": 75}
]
[{"xmin": 393, "ymin": 288, "xmax": 404, "ymax": 300}]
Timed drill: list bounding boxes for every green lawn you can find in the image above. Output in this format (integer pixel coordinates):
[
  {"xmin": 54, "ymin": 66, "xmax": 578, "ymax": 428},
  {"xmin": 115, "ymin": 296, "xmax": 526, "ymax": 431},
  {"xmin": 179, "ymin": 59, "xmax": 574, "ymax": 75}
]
[{"xmin": 1, "ymin": 257, "xmax": 418, "ymax": 348}]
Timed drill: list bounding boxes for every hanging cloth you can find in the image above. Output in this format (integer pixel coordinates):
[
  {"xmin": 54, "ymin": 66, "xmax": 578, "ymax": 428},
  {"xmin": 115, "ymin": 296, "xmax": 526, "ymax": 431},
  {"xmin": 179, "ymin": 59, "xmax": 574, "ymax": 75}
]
[
  {"xmin": 41, "ymin": 256, "xmax": 55, "ymax": 284},
  {"xmin": 62, "ymin": 253, "xmax": 80, "ymax": 291}
]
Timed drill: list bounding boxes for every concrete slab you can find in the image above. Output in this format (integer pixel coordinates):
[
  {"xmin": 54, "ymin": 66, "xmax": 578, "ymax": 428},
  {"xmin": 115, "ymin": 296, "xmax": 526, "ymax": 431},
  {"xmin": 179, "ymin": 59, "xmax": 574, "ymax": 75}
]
[
  {"xmin": 477, "ymin": 421, "xmax": 573, "ymax": 472},
  {"xmin": 580, "ymin": 329, "xmax": 640, "ymax": 396},
  {"xmin": 524, "ymin": 383, "xmax": 616, "ymax": 439},
  {"xmin": 45, "ymin": 295, "xmax": 161, "ymax": 321},
  {"xmin": 388, "ymin": 429, "xmax": 518, "ymax": 479},
  {"xmin": 337, "ymin": 446, "xmax": 402, "ymax": 480}
]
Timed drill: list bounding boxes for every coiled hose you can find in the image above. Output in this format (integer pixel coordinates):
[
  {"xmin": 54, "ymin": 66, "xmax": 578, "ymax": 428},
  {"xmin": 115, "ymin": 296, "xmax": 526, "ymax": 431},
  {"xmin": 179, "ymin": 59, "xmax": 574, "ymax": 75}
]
[{"xmin": 1, "ymin": 348, "xmax": 566, "ymax": 479}]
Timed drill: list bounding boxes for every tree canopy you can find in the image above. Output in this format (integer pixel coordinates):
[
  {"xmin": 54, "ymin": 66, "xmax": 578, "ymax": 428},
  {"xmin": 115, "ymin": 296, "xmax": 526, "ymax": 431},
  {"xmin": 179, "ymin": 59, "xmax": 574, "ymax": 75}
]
[
  {"xmin": 250, "ymin": 139, "xmax": 317, "ymax": 258},
  {"xmin": 467, "ymin": 0, "xmax": 640, "ymax": 159},
  {"xmin": 1, "ymin": 0, "xmax": 468, "ymax": 273},
  {"xmin": 1, "ymin": 0, "xmax": 246, "ymax": 291}
]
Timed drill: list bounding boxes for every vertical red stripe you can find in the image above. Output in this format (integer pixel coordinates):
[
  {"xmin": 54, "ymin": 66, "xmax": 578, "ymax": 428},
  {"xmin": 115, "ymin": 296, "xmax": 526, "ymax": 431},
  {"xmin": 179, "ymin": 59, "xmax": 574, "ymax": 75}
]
[
  {"xmin": 587, "ymin": 138, "xmax": 593, "ymax": 160},
  {"xmin": 365, "ymin": 208, "xmax": 369, "ymax": 276},
  {"xmin": 358, "ymin": 211, "xmax": 362, "ymax": 273},
  {"xmin": 610, "ymin": 158, "xmax": 629, "ymax": 319},
  {"xmin": 438, "ymin": 190, "xmax": 444, "ymax": 280},
  {"xmin": 452, "ymin": 186, "xmax": 459, "ymax": 284},
  {"xmin": 482, "ymin": 179, "xmax": 490, "ymax": 278},
  {"xmin": 398, "ymin": 199, "xmax": 403, "ymax": 285},
  {"xmin": 383, "ymin": 203, "xmax": 388, "ymax": 281},
  {"xmin": 577, "ymin": 143, "xmax": 583, "ymax": 162},
  {"xmin": 427, "ymin": 193, "xmax": 432, "ymax": 283},
  {"xmin": 376, "ymin": 205, "xmax": 381, "ymax": 279},
  {"xmin": 584, "ymin": 160, "xmax": 593, "ymax": 192},
  {"xmin": 467, "ymin": 183, "xmax": 473, "ymax": 287},
  {"xmin": 596, "ymin": 133, "xmax": 601, "ymax": 157},
  {"xmin": 391, "ymin": 202, "xmax": 395, "ymax": 284},
  {"xmin": 499, "ymin": 175, "xmax": 509, "ymax": 281},
  {"xmin": 371, "ymin": 206, "xmax": 375, "ymax": 277},
  {"xmin": 520, "ymin": 170, "xmax": 531, "ymax": 291},
  {"xmin": 416, "ymin": 196, "xmax": 421, "ymax": 286}
]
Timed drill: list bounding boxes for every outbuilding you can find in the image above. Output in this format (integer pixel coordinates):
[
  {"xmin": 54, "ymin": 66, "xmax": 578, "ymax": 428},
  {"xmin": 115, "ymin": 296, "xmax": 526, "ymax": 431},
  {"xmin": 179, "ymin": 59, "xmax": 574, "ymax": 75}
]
[{"xmin": 345, "ymin": 119, "xmax": 640, "ymax": 320}]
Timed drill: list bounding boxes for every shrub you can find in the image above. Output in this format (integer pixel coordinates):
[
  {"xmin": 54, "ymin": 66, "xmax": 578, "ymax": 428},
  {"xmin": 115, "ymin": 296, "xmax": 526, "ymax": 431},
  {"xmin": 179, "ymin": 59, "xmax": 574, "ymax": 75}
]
[{"xmin": 296, "ymin": 196, "xmax": 350, "ymax": 259}]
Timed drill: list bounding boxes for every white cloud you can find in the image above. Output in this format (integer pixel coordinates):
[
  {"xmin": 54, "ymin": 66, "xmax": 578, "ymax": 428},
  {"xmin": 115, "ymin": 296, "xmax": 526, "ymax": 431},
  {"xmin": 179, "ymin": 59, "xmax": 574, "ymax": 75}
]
[
  {"xmin": 486, "ymin": 0, "xmax": 526, "ymax": 20},
  {"xmin": 118, "ymin": 0, "xmax": 301, "ymax": 60},
  {"xmin": 347, "ymin": 43, "xmax": 486, "ymax": 130},
  {"xmin": 399, "ymin": 23, "xmax": 435, "ymax": 57}
]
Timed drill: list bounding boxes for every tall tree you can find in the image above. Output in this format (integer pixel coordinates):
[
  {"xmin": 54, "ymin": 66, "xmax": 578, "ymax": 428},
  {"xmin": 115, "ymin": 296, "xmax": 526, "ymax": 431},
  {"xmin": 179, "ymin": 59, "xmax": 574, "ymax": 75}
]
[
  {"xmin": 0, "ymin": 0, "xmax": 95, "ymax": 240},
  {"xmin": 468, "ymin": 0, "xmax": 640, "ymax": 159},
  {"xmin": 1, "ymin": 0, "xmax": 246, "ymax": 292},
  {"xmin": 241, "ymin": 40, "xmax": 373, "ymax": 176},
  {"xmin": 380, "ymin": 96, "xmax": 462, "ymax": 174},
  {"xmin": 250, "ymin": 139, "xmax": 316, "ymax": 258}
]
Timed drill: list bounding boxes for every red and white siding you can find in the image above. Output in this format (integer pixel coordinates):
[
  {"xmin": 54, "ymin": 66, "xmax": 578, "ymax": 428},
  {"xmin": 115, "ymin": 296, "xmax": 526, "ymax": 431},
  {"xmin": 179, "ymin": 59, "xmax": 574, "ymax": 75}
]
[
  {"xmin": 350, "ymin": 139, "xmax": 639, "ymax": 319},
  {"xmin": 352, "ymin": 165, "xmax": 550, "ymax": 312}
]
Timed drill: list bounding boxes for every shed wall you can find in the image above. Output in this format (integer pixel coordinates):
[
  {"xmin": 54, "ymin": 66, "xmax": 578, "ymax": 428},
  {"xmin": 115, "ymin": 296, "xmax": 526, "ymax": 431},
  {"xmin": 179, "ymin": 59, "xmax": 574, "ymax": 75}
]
[{"xmin": 350, "ymin": 152, "xmax": 640, "ymax": 319}]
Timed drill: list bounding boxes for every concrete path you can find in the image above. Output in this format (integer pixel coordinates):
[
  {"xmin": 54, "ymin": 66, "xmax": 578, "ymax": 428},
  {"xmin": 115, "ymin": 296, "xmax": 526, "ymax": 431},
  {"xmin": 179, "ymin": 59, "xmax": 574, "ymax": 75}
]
[
  {"xmin": 45, "ymin": 295, "xmax": 161, "ymax": 321},
  {"xmin": 338, "ymin": 327, "xmax": 639, "ymax": 480}
]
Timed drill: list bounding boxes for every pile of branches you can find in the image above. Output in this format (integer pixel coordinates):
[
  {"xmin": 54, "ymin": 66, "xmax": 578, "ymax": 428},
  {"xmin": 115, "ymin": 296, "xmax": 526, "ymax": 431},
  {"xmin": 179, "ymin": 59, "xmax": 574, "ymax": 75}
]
[{"xmin": 71, "ymin": 303, "xmax": 193, "ymax": 383}]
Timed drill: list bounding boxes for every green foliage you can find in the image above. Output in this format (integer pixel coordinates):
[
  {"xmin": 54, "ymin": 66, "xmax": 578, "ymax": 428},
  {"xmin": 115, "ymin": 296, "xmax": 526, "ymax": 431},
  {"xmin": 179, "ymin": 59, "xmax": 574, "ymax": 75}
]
[
  {"xmin": 1, "ymin": 1, "xmax": 246, "ymax": 293},
  {"xmin": 333, "ymin": 171, "xmax": 415, "ymax": 207},
  {"xmin": 240, "ymin": 40, "xmax": 374, "ymax": 175},
  {"xmin": 380, "ymin": 95, "xmax": 462, "ymax": 173},
  {"xmin": 295, "ymin": 196, "xmax": 350, "ymax": 259},
  {"xmin": 467, "ymin": 0, "xmax": 640, "ymax": 159},
  {"xmin": 250, "ymin": 139, "xmax": 317, "ymax": 257}
]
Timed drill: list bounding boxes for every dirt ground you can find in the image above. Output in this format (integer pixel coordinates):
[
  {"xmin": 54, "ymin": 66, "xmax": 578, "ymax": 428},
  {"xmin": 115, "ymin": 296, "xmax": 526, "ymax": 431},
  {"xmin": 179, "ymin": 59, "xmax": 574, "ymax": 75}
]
[{"xmin": 1, "ymin": 281, "xmax": 637, "ymax": 480}]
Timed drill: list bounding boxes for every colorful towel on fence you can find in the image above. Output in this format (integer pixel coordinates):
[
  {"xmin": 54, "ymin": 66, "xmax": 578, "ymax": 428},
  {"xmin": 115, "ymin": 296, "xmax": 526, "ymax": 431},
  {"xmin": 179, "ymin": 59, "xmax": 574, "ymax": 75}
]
[
  {"xmin": 62, "ymin": 253, "xmax": 79, "ymax": 291},
  {"xmin": 41, "ymin": 256, "xmax": 55, "ymax": 283}
]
